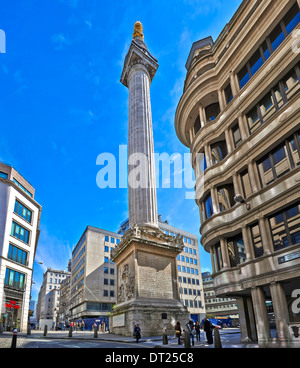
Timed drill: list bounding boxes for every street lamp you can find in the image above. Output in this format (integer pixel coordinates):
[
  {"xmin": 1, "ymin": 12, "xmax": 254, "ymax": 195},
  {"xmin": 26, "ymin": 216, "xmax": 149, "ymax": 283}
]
[{"xmin": 234, "ymin": 194, "xmax": 251, "ymax": 210}]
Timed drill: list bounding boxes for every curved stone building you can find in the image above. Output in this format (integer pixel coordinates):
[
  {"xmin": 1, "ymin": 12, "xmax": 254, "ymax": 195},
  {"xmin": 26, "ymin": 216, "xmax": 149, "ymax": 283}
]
[{"xmin": 175, "ymin": 0, "xmax": 300, "ymax": 346}]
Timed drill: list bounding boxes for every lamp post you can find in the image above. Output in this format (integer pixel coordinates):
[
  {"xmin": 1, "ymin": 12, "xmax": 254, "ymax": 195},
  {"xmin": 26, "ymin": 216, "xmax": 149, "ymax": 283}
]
[{"xmin": 234, "ymin": 194, "xmax": 251, "ymax": 210}]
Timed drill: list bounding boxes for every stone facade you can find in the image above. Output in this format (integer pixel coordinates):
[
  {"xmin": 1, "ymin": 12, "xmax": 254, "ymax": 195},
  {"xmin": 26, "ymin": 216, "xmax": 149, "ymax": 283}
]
[
  {"xmin": 175, "ymin": 0, "xmax": 300, "ymax": 347},
  {"xmin": 110, "ymin": 226, "xmax": 189, "ymax": 336}
]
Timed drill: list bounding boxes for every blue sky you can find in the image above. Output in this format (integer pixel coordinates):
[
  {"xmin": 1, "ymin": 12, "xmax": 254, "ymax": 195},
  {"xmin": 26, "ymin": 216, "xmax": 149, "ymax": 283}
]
[{"xmin": 0, "ymin": 0, "xmax": 242, "ymax": 302}]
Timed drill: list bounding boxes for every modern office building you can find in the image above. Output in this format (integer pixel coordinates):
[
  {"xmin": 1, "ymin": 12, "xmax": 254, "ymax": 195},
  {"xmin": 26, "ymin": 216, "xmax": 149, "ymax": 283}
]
[
  {"xmin": 0, "ymin": 162, "xmax": 42, "ymax": 332},
  {"xmin": 175, "ymin": 0, "xmax": 300, "ymax": 346},
  {"xmin": 118, "ymin": 216, "xmax": 206, "ymax": 322},
  {"xmin": 202, "ymin": 272, "xmax": 239, "ymax": 322},
  {"xmin": 67, "ymin": 226, "xmax": 121, "ymax": 328},
  {"xmin": 36, "ymin": 268, "xmax": 70, "ymax": 329}
]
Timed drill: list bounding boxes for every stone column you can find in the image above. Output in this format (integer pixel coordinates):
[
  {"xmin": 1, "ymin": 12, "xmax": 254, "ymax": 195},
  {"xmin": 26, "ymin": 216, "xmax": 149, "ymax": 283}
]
[
  {"xmin": 242, "ymin": 226, "xmax": 254, "ymax": 261},
  {"xmin": 199, "ymin": 105, "xmax": 206, "ymax": 128},
  {"xmin": 270, "ymin": 282, "xmax": 291, "ymax": 343},
  {"xmin": 251, "ymin": 286, "xmax": 271, "ymax": 345},
  {"xmin": 127, "ymin": 62, "xmax": 158, "ymax": 229},
  {"xmin": 220, "ymin": 237, "xmax": 229, "ymax": 269},
  {"xmin": 258, "ymin": 217, "xmax": 272, "ymax": 255},
  {"xmin": 236, "ymin": 296, "xmax": 257, "ymax": 342}
]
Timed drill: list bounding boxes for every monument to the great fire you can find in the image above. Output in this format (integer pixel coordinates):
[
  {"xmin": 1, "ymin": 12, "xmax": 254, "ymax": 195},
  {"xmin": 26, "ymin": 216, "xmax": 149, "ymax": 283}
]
[{"xmin": 110, "ymin": 21, "xmax": 189, "ymax": 336}]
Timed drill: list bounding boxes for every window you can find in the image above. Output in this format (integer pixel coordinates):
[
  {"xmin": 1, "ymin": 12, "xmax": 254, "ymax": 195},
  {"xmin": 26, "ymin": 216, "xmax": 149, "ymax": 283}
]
[
  {"xmin": 214, "ymin": 243, "xmax": 223, "ymax": 271},
  {"xmin": 205, "ymin": 103, "xmax": 220, "ymax": 123},
  {"xmin": 249, "ymin": 49, "xmax": 263, "ymax": 77},
  {"xmin": 250, "ymin": 224, "xmax": 264, "ymax": 258},
  {"xmin": 11, "ymin": 221, "xmax": 30, "ymax": 244},
  {"xmin": 270, "ymin": 24, "xmax": 285, "ymax": 52},
  {"xmin": 257, "ymin": 140, "xmax": 293, "ymax": 187},
  {"xmin": 238, "ymin": 65, "xmax": 250, "ymax": 89},
  {"xmin": 247, "ymin": 106, "xmax": 260, "ymax": 135},
  {"xmin": 232, "ymin": 123, "xmax": 242, "ymax": 148},
  {"xmin": 104, "ymin": 278, "xmax": 108, "ymax": 285},
  {"xmin": 105, "ymin": 236, "xmax": 109, "ymax": 242},
  {"xmin": 259, "ymin": 92, "xmax": 275, "ymax": 121},
  {"xmin": 0, "ymin": 172, "xmax": 8, "ymax": 179},
  {"xmin": 194, "ymin": 116, "xmax": 201, "ymax": 135},
  {"xmin": 4, "ymin": 268, "xmax": 25, "ymax": 290},
  {"xmin": 240, "ymin": 170, "xmax": 252, "ymax": 199},
  {"xmin": 103, "ymin": 290, "xmax": 108, "ymax": 297},
  {"xmin": 111, "ymin": 237, "xmax": 115, "ymax": 243},
  {"xmin": 104, "ymin": 257, "xmax": 109, "ymax": 263},
  {"xmin": 104, "ymin": 246, "xmax": 109, "ymax": 252},
  {"xmin": 13, "ymin": 179, "xmax": 33, "ymax": 197},
  {"xmin": 8, "ymin": 244, "xmax": 27, "ymax": 266},
  {"xmin": 204, "ymin": 194, "xmax": 213, "ymax": 220},
  {"xmin": 224, "ymin": 83, "xmax": 233, "ymax": 104},
  {"xmin": 282, "ymin": 67, "xmax": 300, "ymax": 100},
  {"xmin": 283, "ymin": 3, "xmax": 300, "ymax": 34},
  {"xmin": 211, "ymin": 141, "xmax": 228, "ymax": 164},
  {"xmin": 217, "ymin": 184, "xmax": 235, "ymax": 212},
  {"xmin": 227, "ymin": 234, "xmax": 246, "ymax": 267},
  {"xmin": 14, "ymin": 200, "xmax": 32, "ymax": 223},
  {"xmin": 269, "ymin": 202, "xmax": 300, "ymax": 251}
]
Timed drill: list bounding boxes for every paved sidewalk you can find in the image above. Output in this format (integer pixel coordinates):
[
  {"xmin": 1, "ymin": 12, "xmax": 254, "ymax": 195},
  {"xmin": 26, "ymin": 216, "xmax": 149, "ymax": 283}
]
[{"xmin": 0, "ymin": 328, "xmax": 253, "ymax": 349}]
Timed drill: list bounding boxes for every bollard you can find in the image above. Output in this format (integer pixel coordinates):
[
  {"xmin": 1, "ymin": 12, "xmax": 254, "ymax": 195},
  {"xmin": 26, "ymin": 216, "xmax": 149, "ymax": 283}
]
[
  {"xmin": 11, "ymin": 329, "xmax": 18, "ymax": 348},
  {"xmin": 43, "ymin": 325, "xmax": 47, "ymax": 337},
  {"xmin": 214, "ymin": 328, "xmax": 222, "ymax": 348},
  {"xmin": 163, "ymin": 333, "xmax": 168, "ymax": 345},
  {"xmin": 68, "ymin": 325, "xmax": 73, "ymax": 337},
  {"xmin": 27, "ymin": 323, "xmax": 31, "ymax": 335},
  {"xmin": 94, "ymin": 325, "xmax": 98, "ymax": 338},
  {"xmin": 184, "ymin": 329, "xmax": 190, "ymax": 348}
]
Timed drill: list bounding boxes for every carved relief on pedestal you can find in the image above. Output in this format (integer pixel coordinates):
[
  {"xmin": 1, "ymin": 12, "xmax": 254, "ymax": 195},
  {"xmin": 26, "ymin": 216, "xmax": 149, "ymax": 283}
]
[{"xmin": 117, "ymin": 264, "xmax": 135, "ymax": 303}]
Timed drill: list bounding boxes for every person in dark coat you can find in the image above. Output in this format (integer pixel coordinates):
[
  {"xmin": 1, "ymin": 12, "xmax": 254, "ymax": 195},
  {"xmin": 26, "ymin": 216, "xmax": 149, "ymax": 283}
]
[
  {"xmin": 175, "ymin": 322, "xmax": 182, "ymax": 345},
  {"xmin": 203, "ymin": 318, "xmax": 213, "ymax": 345},
  {"xmin": 186, "ymin": 320, "xmax": 195, "ymax": 346},
  {"xmin": 133, "ymin": 324, "xmax": 141, "ymax": 343}
]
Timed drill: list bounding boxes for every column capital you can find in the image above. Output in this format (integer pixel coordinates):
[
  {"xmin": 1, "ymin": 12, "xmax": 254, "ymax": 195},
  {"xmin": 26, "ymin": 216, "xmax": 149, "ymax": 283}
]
[{"xmin": 121, "ymin": 39, "xmax": 159, "ymax": 88}]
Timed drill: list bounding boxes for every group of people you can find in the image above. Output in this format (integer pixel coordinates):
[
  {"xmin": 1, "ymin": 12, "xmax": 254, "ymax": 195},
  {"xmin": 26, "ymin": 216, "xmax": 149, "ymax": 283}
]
[
  {"xmin": 70, "ymin": 321, "xmax": 85, "ymax": 331},
  {"xmin": 132, "ymin": 318, "xmax": 214, "ymax": 346},
  {"xmin": 175, "ymin": 318, "xmax": 214, "ymax": 345}
]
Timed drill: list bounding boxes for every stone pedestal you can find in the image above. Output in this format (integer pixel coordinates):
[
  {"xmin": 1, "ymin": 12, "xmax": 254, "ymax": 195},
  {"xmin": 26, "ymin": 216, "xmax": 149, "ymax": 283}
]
[{"xmin": 110, "ymin": 226, "xmax": 189, "ymax": 336}]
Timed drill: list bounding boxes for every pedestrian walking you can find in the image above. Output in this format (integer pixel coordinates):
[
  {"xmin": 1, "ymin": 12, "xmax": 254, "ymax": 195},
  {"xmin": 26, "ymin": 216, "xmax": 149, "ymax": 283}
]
[
  {"xmin": 133, "ymin": 323, "xmax": 141, "ymax": 343},
  {"xmin": 186, "ymin": 320, "xmax": 195, "ymax": 346},
  {"xmin": 195, "ymin": 321, "xmax": 201, "ymax": 341},
  {"xmin": 203, "ymin": 317, "xmax": 213, "ymax": 345},
  {"xmin": 175, "ymin": 321, "xmax": 182, "ymax": 345}
]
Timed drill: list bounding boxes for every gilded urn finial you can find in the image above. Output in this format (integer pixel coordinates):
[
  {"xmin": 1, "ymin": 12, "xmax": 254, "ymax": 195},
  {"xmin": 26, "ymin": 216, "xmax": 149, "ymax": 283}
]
[{"xmin": 133, "ymin": 21, "xmax": 144, "ymax": 40}]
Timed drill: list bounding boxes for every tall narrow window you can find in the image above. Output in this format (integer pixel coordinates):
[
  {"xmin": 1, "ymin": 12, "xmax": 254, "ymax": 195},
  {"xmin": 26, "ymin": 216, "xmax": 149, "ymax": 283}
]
[
  {"xmin": 232, "ymin": 123, "xmax": 242, "ymax": 148},
  {"xmin": 250, "ymin": 224, "xmax": 264, "ymax": 258},
  {"xmin": 204, "ymin": 194, "xmax": 213, "ymax": 220},
  {"xmin": 227, "ymin": 234, "xmax": 246, "ymax": 266},
  {"xmin": 217, "ymin": 184, "xmax": 235, "ymax": 212},
  {"xmin": 211, "ymin": 141, "xmax": 228, "ymax": 164},
  {"xmin": 269, "ymin": 24, "xmax": 285, "ymax": 52},
  {"xmin": 249, "ymin": 49, "xmax": 263, "ymax": 77},
  {"xmin": 205, "ymin": 103, "xmax": 220, "ymax": 123},
  {"xmin": 238, "ymin": 65, "xmax": 250, "ymax": 89},
  {"xmin": 194, "ymin": 116, "xmax": 201, "ymax": 135},
  {"xmin": 240, "ymin": 170, "xmax": 252, "ymax": 199},
  {"xmin": 224, "ymin": 83, "xmax": 233, "ymax": 104}
]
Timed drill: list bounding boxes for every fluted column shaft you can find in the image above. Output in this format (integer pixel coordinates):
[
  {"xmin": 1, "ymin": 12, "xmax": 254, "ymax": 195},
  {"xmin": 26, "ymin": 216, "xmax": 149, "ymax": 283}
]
[{"xmin": 128, "ymin": 64, "xmax": 158, "ymax": 228}]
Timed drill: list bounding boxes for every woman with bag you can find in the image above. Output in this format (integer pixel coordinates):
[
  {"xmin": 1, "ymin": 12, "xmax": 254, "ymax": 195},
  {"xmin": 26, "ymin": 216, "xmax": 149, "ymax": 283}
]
[{"xmin": 175, "ymin": 321, "xmax": 182, "ymax": 345}]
